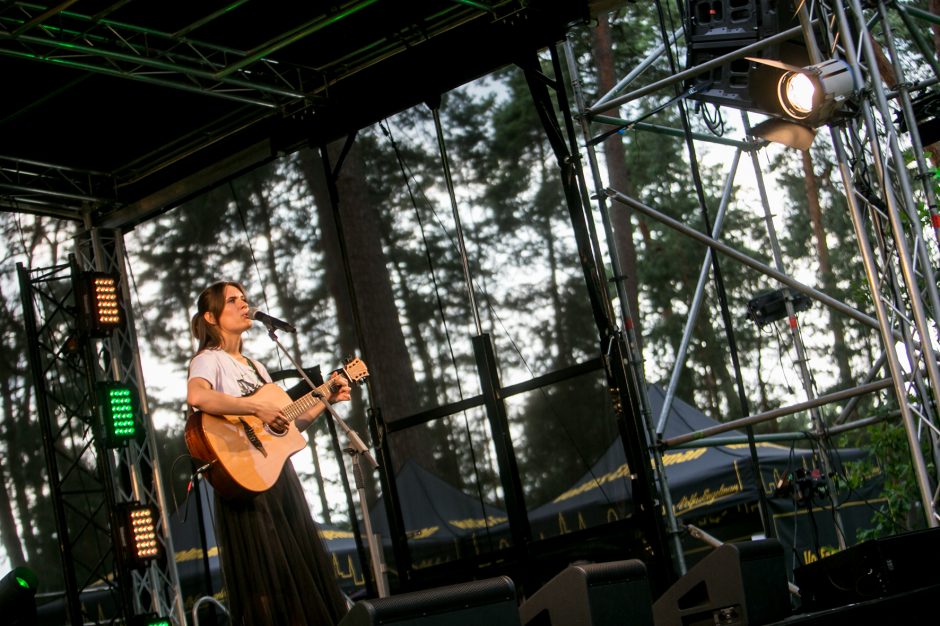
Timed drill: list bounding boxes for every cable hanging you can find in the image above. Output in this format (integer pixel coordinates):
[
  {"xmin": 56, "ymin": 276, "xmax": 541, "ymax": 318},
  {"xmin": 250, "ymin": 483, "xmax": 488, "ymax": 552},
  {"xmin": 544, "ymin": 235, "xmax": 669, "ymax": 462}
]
[{"xmin": 378, "ymin": 113, "xmax": 623, "ymax": 511}]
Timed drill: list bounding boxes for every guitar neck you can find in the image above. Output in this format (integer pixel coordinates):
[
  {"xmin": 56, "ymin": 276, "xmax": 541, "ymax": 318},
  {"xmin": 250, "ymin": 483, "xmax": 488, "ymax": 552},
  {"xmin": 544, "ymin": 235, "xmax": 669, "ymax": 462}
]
[{"xmin": 281, "ymin": 378, "xmax": 341, "ymax": 423}]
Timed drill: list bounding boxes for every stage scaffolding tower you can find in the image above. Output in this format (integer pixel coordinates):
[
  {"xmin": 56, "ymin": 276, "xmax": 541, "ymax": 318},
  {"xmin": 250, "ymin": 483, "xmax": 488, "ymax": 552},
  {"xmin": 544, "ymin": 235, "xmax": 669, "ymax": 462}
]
[
  {"xmin": 18, "ymin": 227, "xmax": 184, "ymax": 625},
  {"xmin": 563, "ymin": 0, "xmax": 940, "ymax": 572}
]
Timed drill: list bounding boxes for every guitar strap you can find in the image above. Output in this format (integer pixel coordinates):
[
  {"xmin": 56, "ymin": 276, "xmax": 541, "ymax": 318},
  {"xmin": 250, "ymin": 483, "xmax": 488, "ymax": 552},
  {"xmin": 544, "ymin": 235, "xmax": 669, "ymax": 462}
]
[{"xmin": 244, "ymin": 357, "xmax": 268, "ymax": 386}]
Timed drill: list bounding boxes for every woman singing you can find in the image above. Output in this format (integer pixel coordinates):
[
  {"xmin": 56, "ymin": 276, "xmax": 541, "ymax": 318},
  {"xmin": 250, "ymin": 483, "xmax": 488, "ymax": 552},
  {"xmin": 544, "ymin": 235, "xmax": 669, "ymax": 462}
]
[{"xmin": 187, "ymin": 281, "xmax": 349, "ymax": 625}]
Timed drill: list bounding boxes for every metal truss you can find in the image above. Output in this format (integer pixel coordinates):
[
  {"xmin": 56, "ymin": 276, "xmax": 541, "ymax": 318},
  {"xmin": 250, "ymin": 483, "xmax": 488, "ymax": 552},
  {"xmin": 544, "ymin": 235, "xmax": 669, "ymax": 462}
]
[
  {"xmin": 0, "ymin": 155, "xmax": 115, "ymax": 222},
  {"xmin": 73, "ymin": 228, "xmax": 186, "ymax": 625},
  {"xmin": 0, "ymin": 1, "xmax": 541, "ymax": 222},
  {"xmin": 562, "ymin": 0, "xmax": 940, "ymax": 573},
  {"xmin": 16, "ymin": 226, "xmax": 184, "ymax": 625},
  {"xmin": 0, "ymin": 1, "xmax": 512, "ymax": 111},
  {"xmin": 821, "ymin": 0, "xmax": 940, "ymax": 525},
  {"xmin": 17, "ymin": 259, "xmax": 134, "ymax": 625}
]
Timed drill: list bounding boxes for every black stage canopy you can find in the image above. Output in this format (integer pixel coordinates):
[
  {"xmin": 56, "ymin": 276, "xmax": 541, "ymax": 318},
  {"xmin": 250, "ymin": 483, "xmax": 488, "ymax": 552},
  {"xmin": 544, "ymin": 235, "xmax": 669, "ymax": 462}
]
[{"xmin": 0, "ymin": 0, "xmax": 597, "ymax": 227}]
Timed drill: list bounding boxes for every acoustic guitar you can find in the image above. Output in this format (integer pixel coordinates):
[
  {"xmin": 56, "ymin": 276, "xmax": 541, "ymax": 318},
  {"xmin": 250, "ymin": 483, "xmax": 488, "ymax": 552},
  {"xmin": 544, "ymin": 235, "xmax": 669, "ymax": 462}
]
[{"xmin": 185, "ymin": 357, "xmax": 369, "ymax": 499}]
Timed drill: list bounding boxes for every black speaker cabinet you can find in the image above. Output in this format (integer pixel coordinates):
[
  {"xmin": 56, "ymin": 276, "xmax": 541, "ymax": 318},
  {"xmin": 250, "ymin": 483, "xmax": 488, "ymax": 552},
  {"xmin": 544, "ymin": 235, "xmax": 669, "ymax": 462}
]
[
  {"xmin": 686, "ymin": 0, "xmax": 797, "ymax": 45},
  {"xmin": 687, "ymin": 37, "xmax": 810, "ymax": 113},
  {"xmin": 338, "ymin": 576, "xmax": 520, "ymax": 626},
  {"xmin": 687, "ymin": 39, "xmax": 756, "ymax": 110},
  {"xmin": 519, "ymin": 560, "xmax": 653, "ymax": 626},
  {"xmin": 794, "ymin": 527, "xmax": 940, "ymax": 612},
  {"xmin": 652, "ymin": 540, "xmax": 790, "ymax": 626}
]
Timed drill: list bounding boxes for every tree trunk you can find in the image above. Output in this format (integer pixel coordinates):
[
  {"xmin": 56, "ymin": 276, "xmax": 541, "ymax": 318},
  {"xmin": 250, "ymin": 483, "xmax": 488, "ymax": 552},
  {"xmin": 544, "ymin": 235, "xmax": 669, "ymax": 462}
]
[
  {"xmin": 0, "ymin": 370, "xmax": 25, "ymax": 565},
  {"xmin": 697, "ymin": 311, "xmax": 739, "ymax": 420},
  {"xmin": 802, "ymin": 151, "xmax": 853, "ymax": 390},
  {"xmin": 592, "ymin": 16, "xmax": 644, "ymax": 348},
  {"xmin": 299, "ymin": 143, "xmax": 432, "ymax": 479}
]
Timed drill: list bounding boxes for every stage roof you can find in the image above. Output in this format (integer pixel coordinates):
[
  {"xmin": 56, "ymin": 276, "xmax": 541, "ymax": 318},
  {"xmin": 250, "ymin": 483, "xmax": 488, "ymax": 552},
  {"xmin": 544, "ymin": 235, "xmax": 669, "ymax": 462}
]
[{"xmin": 0, "ymin": 0, "xmax": 593, "ymax": 228}]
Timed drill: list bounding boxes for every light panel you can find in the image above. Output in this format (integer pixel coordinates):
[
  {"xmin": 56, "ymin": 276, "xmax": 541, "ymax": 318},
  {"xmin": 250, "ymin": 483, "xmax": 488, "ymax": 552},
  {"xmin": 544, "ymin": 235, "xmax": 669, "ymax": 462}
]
[
  {"xmin": 96, "ymin": 382, "xmax": 140, "ymax": 448},
  {"xmin": 118, "ymin": 502, "xmax": 162, "ymax": 569},
  {"xmin": 79, "ymin": 271, "xmax": 124, "ymax": 337}
]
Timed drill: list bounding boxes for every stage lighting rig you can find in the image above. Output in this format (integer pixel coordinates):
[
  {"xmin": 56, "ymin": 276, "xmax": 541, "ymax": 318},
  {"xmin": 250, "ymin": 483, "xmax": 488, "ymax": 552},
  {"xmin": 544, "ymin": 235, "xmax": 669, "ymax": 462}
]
[
  {"xmin": 130, "ymin": 614, "xmax": 171, "ymax": 626},
  {"xmin": 96, "ymin": 381, "xmax": 141, "ymax": 448},
  {"xmin": 77, "ymin": 271, "xmax": 124, "ymax": 337},
  {"xmin": 116, "ymin": 502, "xmax": 162, "ymax": 570},
  {"xmin": 748, "ymin": 57, "xmax": 858, "ymax": 149}
]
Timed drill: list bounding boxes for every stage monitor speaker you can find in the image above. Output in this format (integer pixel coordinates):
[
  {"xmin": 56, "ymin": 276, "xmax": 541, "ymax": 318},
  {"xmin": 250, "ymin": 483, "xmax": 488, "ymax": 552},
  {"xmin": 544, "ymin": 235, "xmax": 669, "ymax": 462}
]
[
  {"xmin": 652, "ymin": 540, "xmax": 790, "ymax": 626},
  {"xmin": 793, "ymin": 526, "xmax": 940, "ymax": 612},
  {"xmin": 687, "ymin": 39, "xmax": 756, "ymax": 110},
  {"xmin": 519, "ymin": 559, "xmax": 653, "ymax": 626},
  {"xmin": 686, "ymin": 0, "xmax": 797, "ymax": 45},
  {"xmin": 338, "ymin": 575, "xmax": 520, "ymax": 626},
  {"xmin": 688, "ymin": 38, "xmax": 810, "ymax": 113}
]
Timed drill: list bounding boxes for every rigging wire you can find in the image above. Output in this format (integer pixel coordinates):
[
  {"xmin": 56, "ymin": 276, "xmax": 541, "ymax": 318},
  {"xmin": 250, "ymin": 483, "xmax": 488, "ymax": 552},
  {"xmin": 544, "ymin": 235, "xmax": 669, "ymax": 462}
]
[
  {"xmin": 12, "ymin": 205, "xmax": 33, "ymax": 266},
  {"xmin": 228, "ymin": 180, "xmax": 285, "ymax": 372},
  {"xmin": 654, "ymin": 0, "xmax": 776, "ymax": 537},
  {"xmin": 783, "ymin": 442, "xmax": 804, "ymax": 567},
  {"xmin": 773, "ymin": 322, "xmax": 796, "ymax": 394},
  {"xmin": 122, "ymin": 240, "xmax": 160, "ymax": 368},
  {"xmin": 379, "ymin": 114, "xmax": 622, "ymax": 509},
  {"xmin": 379, "ymin": 118, "xmax": 496, "ymax": 532},
  {"xmin": 698, "ymin": 101, "xmax": 727, "ymax": 136}
]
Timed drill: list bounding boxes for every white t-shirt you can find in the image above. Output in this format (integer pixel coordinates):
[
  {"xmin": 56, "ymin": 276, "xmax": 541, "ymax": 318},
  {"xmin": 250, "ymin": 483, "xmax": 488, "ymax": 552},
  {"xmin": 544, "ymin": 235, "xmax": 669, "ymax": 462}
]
[{"xmin": 188, "ymin": 348, "xmax": 273, "ymax": 398}]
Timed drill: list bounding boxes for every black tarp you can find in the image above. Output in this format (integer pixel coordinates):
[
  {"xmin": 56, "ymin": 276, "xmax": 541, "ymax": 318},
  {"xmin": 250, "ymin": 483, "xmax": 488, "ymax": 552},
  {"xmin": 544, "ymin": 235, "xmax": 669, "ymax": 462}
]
[
  {"xmin": 165, "ymin": 459, "xmax": 510, "ymax": 602},
  {"xmin": 156, "ymin": 384, "xmax": 884, "ymax": 610},
  {"xmin": 524, "ymin": 385, "xmax": 884, "ymax": 569},
  {"xmin": 369, "ymin": 460, "xmax": 508, "ymax": 570}
]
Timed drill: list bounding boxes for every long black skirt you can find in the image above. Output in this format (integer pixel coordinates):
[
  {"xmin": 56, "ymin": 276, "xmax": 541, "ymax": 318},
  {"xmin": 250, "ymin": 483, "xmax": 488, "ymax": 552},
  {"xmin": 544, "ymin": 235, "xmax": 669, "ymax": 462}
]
[{"xmin": 216, "ymin": 463, "xmax": 348, "ymax": 625}]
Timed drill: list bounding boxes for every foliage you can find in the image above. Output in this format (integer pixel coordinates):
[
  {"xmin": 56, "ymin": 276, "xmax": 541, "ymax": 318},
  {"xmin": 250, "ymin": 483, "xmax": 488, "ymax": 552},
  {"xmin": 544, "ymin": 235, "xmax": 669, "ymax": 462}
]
[
  {"xmin": 0, "ymin": 213, "xmax": 79, "ymax": 586},
  {"xmin": 4, "ymin": 0, "xmax": 940, "ymax": 587},
  {"xmin": 842, "ymin": 419, "xmax": 929, "ymax": 539}
]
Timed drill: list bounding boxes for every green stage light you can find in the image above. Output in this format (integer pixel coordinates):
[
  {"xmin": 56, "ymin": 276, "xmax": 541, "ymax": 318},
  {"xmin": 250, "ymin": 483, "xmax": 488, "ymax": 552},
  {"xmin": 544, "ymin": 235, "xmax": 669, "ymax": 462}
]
[
  {"xmin": 130, "ymin": 613, "xmax": 171, "ymax": 626},
  {"xmin": 0, "ymin": 566, "xmax": 38, "ymax": 625},
  {"xmin": 96, "ymin": 382, "xmax": 140, "ymax": 448}
]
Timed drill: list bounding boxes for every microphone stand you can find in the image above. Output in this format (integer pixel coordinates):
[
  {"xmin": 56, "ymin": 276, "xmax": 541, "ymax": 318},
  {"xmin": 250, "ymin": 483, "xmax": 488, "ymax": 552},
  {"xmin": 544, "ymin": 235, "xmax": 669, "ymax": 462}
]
[
  {"xmin": 260, "ymin": 323, "xmax": 390, "ymax": 598},
  {"xmin": 189, "ymin": 462, "xmax": 228, "ymax": 625}
]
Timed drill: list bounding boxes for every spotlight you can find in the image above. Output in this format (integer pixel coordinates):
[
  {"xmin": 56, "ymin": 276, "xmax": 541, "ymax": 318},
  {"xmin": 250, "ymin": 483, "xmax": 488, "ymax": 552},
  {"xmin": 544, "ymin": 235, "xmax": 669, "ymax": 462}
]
[
  {"xmin": 116, "ymin": 502, "xmax": 162, "ymax": 570},
  {"xmin": 746, "ymin": 287, "xmax": 812, "ymax": 326},
  {"xmin": 775, "ymin": 59, "xmax": 856, "ymax": 124},
  {"xmin": 779, "ymin": 71, "xmax": 815, "ymax": 118},
  {"xmin": 748, "ymin": 57, "xmax": 858, "ymax": 148}
]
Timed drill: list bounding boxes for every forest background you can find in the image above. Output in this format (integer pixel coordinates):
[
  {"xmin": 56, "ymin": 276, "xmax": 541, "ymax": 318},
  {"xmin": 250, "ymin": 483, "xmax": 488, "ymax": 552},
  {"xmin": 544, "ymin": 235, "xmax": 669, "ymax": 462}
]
[{"xmin": 0, "ymin": 1, "xmax": 934, "ymax": 591}]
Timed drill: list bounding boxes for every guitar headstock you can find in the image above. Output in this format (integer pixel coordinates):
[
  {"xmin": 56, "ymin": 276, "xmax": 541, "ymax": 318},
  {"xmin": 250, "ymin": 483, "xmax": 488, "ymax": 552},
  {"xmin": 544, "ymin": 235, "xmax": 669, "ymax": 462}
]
[{"xmin": 340, "ymin": 357, "xmax": 369, "ymax": 385}]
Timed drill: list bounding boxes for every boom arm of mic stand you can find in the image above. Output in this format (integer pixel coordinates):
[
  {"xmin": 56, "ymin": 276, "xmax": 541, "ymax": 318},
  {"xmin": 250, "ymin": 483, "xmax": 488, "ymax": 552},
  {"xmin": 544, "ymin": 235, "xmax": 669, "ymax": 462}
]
[{"xmin": 262, "ymin": 325, "xmax": 378, "ymax": 466}]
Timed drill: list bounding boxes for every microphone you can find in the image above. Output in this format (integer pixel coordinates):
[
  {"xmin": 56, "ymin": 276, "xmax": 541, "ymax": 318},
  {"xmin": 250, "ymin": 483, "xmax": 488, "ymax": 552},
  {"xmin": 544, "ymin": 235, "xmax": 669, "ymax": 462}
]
[{"xmin": 249, "ymin": 307, "xmax": 297, "ymax": 333}]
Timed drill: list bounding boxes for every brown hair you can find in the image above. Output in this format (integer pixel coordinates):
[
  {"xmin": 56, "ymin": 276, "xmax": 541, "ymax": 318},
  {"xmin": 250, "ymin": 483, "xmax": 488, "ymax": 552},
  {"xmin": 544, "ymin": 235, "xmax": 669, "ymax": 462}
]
[{"xmin": 191, "ymin": 281, "xmax": 247, "ymax": 353}]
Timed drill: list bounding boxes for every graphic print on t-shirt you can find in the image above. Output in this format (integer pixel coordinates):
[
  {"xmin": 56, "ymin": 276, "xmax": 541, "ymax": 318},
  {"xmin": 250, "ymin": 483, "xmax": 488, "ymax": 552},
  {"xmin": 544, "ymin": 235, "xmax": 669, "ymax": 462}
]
[{"xmin": 236, "ymin": 375, "xmax": 263, "ymax": 397}]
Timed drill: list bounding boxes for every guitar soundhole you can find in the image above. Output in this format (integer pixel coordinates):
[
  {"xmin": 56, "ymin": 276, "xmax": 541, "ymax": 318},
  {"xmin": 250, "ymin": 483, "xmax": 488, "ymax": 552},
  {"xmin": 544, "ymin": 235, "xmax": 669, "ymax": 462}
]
[{"xmin": 265, "ymin": 424, "xmax": 289, "ymax": 437}]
